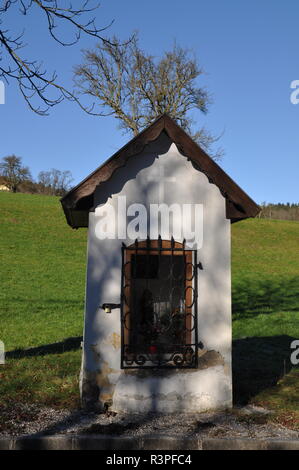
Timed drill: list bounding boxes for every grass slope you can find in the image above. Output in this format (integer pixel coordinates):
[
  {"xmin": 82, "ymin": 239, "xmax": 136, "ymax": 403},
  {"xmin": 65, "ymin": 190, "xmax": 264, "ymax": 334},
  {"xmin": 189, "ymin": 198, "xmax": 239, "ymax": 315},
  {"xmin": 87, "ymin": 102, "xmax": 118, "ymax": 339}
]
[
  {"xmin": 231, "ymin": 218, "xmax": 299, "ymax": 426},
  {"xmin": 0, "ymin": 193, "xmax": 298, "ymax": 424},
  {"xmin": 0, "ymin": 192, "xmax": 86, "ymax": 409}
]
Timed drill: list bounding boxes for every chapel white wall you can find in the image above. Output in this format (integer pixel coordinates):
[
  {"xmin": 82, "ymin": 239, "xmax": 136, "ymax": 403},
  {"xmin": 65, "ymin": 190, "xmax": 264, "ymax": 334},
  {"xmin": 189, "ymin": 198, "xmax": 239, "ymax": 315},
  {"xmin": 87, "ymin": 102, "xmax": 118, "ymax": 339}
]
[{"xmin": 81, "ymin": 133, "xmax": 232, "ymax": 412}]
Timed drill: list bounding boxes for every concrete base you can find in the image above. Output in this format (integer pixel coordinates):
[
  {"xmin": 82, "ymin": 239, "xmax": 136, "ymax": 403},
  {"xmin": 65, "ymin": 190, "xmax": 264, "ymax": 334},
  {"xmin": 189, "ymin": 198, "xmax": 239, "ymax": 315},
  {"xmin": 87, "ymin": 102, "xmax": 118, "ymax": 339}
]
[{"xmin": 112, "ymin": 366, "xmax": 232, "ymax": 414}]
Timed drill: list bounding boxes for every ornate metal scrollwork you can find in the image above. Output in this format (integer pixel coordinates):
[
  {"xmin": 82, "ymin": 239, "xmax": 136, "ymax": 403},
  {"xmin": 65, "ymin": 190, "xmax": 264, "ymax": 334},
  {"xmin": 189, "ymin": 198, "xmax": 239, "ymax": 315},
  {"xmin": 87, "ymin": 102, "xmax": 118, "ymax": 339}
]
[{"xmin": 120, "ymin": 238, "xmax": 199, "ymax": 369}]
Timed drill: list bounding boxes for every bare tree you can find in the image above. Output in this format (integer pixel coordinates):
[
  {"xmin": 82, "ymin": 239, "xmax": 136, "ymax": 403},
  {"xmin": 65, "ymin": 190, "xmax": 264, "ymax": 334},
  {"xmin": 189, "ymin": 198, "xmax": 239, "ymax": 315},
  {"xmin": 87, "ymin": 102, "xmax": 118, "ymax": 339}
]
[
  {"xmin": 0, "ymin": 155, "xmax": 32, "ymax": 192},
  {"xmin": 74, "ymin": 34, "xmax": 223, "ymax": 159},
  {"xmin": 0, "ymin": 0, "xmax": 115, "ymax": 115},
  {"xmin": 38, "ymin": 168, "xmax": 73, "ymax": 195},
  {"xmin": 38, "ymin": 170, "xmax": 52, "ymax": 191}
]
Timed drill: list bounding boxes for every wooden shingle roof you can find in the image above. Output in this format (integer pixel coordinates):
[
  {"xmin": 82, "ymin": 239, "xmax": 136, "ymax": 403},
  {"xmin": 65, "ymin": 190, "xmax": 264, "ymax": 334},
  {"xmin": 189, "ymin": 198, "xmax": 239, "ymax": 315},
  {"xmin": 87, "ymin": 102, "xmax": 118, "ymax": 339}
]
[{"xmin": 61, "ymin": 114, "xmax": 260, "ymax": 228}]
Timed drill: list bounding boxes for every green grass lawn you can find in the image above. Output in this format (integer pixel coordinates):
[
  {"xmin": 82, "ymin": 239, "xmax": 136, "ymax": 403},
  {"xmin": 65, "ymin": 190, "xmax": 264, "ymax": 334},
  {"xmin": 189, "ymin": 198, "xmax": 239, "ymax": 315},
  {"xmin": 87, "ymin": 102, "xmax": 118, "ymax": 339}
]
[
  {"xmin": 0, "ymin": 192, "xmax": 86, "ymax": 409},
  {"xmin": 231, "ymin": 218, "xmax": 299, "ymax": 427},
  {"xmin": 0, "ymin": 193, "xmax": 298, "ymax": 425}
]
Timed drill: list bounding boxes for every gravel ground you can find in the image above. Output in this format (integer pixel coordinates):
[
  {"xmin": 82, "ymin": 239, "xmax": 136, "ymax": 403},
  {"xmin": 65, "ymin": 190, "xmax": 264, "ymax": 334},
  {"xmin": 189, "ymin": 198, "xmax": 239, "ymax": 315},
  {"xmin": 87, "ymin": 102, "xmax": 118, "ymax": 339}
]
[{"xmin": 0, "ymin": 403, "xmax": 298, "ymax": 440}]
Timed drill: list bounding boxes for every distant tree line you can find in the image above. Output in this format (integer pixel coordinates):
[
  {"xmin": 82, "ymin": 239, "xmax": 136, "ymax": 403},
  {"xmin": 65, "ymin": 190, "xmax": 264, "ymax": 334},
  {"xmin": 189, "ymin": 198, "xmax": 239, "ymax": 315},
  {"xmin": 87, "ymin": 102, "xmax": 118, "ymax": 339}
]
[
  {"xmin": 259, "ymin": 202, "xmax": 299, "ymax": 221},
  {"xmin": 0, "ymin": 155, "xmax": 73, "ymax": 196},
  {"xmin": 1, "ymin": 156, "xmax": 298, "ymax": 221}
]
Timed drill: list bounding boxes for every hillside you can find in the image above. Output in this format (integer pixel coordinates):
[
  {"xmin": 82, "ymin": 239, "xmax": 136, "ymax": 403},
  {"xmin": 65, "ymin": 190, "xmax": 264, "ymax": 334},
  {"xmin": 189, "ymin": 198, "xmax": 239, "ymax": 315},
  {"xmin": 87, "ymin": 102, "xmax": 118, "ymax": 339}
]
[
  {"xmin": 232, "ymin": 217, "xmax": 299, "ymax": 329},
  {"xmin": 0, "ymin": 192, "xmax": 87, "ymax": 351},
  {"xmin": 0, "ymin": 192, "xmax": 298, "ymax": 423}
]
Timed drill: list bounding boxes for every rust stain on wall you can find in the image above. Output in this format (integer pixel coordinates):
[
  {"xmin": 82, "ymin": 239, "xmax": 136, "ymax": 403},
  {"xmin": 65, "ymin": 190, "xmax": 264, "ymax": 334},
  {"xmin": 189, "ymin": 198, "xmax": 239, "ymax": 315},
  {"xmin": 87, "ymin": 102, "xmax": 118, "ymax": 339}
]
[
  {"xmin": 197, "ymin": 350, "xmax": 224, "ymax": 369},
  {"xmin": 96, "ymin": 361, "xmax": 119, "ymax": 407},
  {"xmin": 108, "ymin": 332, "xmax": 121, "ymax": 350},
  {"xmin": 80, "ymin": 370, "xmax": 100, "ymax": 409},
  {"xmin": 83, "ymin": 346, "xmax": 120, "ymax": 409}
]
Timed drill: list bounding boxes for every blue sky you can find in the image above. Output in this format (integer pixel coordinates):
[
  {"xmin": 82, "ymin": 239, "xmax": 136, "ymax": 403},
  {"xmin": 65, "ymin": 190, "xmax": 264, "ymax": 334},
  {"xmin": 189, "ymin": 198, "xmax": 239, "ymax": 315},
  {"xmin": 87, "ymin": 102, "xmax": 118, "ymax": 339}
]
[{"xmin": 0, "ymin": 0, "xmax": 298, "ymax": 204}]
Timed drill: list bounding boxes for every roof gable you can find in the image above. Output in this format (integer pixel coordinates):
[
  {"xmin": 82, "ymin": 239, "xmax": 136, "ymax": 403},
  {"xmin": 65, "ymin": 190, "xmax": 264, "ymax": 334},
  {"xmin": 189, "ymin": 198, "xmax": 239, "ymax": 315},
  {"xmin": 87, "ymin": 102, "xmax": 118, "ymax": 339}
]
[{"xmin": 61, "ymin": 114, "xmax": 260, "ymax": 228}]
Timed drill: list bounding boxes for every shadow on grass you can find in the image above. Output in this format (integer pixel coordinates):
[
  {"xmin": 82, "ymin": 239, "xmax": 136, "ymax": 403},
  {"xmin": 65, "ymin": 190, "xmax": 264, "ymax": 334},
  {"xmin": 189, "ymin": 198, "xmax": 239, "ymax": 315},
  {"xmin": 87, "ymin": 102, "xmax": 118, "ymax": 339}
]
[
  {"xmin": 232, "ymin": 276, "xmax": 299, "ymax": 317},
  {"xmin": 232, "ymin": 334, "xmax": 297, "ymax": 405},
  {"xmin": 6, "ymin": 336, "xmax": 83, "ymax": 359}
]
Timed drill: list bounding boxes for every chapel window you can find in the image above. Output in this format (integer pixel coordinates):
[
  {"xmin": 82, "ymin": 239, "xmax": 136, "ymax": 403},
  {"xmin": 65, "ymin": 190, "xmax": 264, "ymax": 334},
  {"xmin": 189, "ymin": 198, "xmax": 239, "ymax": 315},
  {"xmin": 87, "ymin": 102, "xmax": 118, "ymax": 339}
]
[{"xmin": 121, "ymin": 237, "xmax": 199, "ymax": 368}]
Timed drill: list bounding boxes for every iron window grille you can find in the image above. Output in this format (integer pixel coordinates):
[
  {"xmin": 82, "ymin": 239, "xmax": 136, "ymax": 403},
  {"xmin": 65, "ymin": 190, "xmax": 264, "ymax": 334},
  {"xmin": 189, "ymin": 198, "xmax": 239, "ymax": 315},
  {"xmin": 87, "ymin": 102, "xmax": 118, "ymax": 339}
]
[{"xmin": 121, "ymin": 237, "xmax": 199, "ymax": 368}]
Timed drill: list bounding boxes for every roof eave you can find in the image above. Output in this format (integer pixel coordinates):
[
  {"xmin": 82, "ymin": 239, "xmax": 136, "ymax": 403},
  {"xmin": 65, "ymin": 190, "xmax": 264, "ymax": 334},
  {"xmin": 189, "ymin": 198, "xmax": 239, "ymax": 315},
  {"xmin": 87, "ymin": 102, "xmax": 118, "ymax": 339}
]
[{"xmin": 61, "ymin": 114, "xmax": 260, "ymax": 228}]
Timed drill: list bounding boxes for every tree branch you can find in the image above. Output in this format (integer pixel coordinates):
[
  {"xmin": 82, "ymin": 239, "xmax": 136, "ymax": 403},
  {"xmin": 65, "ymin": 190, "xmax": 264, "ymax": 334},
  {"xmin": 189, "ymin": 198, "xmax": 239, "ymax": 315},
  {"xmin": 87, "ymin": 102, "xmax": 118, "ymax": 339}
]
[{"xmin": 0, "ymin": 0, "xmax": 120, "ymax": 114}]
